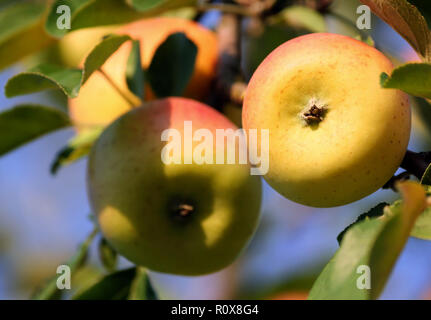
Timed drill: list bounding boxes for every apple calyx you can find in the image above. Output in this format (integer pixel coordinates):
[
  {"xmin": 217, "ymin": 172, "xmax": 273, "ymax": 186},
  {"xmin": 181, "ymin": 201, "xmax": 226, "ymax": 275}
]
[
  {"xmin": 301, "ymin": 98, "xmax": 327, "ymax": 125},
  {"xmin": 172, "ymin": 203, "xmax": 195, "ymax": 221}
]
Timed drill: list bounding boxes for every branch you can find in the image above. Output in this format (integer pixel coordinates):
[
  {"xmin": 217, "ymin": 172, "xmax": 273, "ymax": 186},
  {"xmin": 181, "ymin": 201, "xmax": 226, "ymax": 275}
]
[
  {"xmin": 209, "ymin": 12, "xmax": 246, "ymax": 108},
  {"xmin": 197, "ymin": 0, "xmax": 277, "ymax": 17},
  {"xmin": 400, "ymin": 150, "xmax": 431, "ymax": 179}
]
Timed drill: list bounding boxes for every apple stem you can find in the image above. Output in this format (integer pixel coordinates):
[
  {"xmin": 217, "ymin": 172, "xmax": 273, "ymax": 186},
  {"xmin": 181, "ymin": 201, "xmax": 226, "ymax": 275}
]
[
  {"xmin": 173, "ymin": 203, "xmax": 194, "ymax": 220},
  {"xmin": 99, "ymin": 69, "xmax": 140, "ymax": 108},
  {"xmin": 302, "ymin": 104, "xmax": 326, "ymax": 125}
]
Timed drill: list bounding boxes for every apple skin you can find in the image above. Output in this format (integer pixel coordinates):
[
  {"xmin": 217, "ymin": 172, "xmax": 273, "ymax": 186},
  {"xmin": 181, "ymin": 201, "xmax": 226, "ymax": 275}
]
[
  {"xmin": 243, "ymin": 33, "xmax": 411, "ymax": 208},
  {"xmin": 270, "ymin": 291, "xmax": 308, "ymax": 300},
  {"xmin": 69, "ymin": 18, "xmax": 218, "ymax": 131},
  {"xmin": 88, "ymin": 97, "xmax": 262, "ymax": 275}
]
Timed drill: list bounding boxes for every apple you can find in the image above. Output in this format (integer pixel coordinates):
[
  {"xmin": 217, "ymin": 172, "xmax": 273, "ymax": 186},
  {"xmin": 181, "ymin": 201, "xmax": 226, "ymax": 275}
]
[
  {"xmin": 243, "ymin": 33, "xmax": 411, "ymax": 207},
  {"xmin": 88, "ymin": 97, "xmax": 262, "ymax": 275},
  {"xmin": 69, "ymin": 17, "xmax": 218, "ymax": 131},
  {"xmin": 270, "ymin": 291, "xmax": 308, "ymax": 300}
]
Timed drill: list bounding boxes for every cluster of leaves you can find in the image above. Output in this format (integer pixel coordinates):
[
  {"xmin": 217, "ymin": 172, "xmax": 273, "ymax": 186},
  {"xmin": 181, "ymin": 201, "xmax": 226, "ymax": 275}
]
[
  {"xmin": 1, "ymin": 0, "xmax": 431, "ymax": 300},
  {"xmin": 0, "ymin": 10, "xmax": 197, "ymax": 171},
  {"xmin": 32, "ymin": 228, "xmax": 157, "ymax": 300},
  {"xmin": 0, "ymin": 0, "xmax": 198, "ymax": 301}
]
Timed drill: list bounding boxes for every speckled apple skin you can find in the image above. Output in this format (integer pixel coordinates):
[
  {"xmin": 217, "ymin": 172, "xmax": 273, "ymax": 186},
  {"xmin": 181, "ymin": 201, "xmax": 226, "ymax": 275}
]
[
  {"xmin": 243, "ymin": 33, "xmax": 411, "ymax": 208},
  {"xmin": 88, "ymin": 98, "xmax": 262, "ymax": 275}
]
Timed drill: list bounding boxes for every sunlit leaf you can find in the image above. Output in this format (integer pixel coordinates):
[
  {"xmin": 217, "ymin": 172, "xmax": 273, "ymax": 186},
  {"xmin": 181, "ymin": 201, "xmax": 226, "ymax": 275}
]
[
  {"xmin": 50, "ymin": 127, "xmax": 103, "ymax": 174},
  {"xmin": 411, "ymin": 182, "xmax": 431, "ymax": 240},
  {"xmin": 74, "ymin": 268, "xmax": 136, "ymax": 300},
  {"xmin": 0, "ymin": 3, "xmax": 54, "ymax": 71},
  {"xmin": 411, "ymin": 207, "xmax": 431, "ymax": 240},
  {"xmin": 337, "ymin": 203, "xmax": 387, "ymax": 245},
  {"xmin": 273, "ymin": 5, "xmax": 327, "ymax": 33},
  {"xmin": 380, "ymin": 63, "xmax": 431, "ymax": 99},
  {"xmin": 5, "ymin": 64, "xmax": 82, "ymax": 98},
  {"xmin": 309, "ymin": 181, "xmax": 426, "ymax": 300},
  {"xmin": 32, "ymin": 228, "xmax": 98, "ymax": 300},
  {"xmin": 128, "ymin": 267, "xmax": 158, "ymax": 300},
  {"xmin": 127, "ymin": 0, "xmax": 195, "ymax": 12},
  {"xmin": 62, "ymin": 0, "xmax": 194, "ymax": 31},
  {"xmin": 82, "ymin": 34, "xmax": 131, "ymax": 83},
  {"xmin": 98, "ymin": 238, "xmax": 118, "ymax": 273},
  {"xmin": 5, "ymin": 35, "xmax": 131, "ymax": 99},
  {"xmin": 45, "ymin": 0, "xmax": 90, "ymax": 38}
]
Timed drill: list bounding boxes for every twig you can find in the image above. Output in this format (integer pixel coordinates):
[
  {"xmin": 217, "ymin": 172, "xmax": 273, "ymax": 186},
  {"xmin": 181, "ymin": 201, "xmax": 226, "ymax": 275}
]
[
  {"xmin": 197, "ymin": 0, "xmax": 276, "ymax": 17},
  {"xmin": 208, "ymin": 12, "xmax": 247, "ymax": 108},
  {"xmin": 383, "ymin": 171, "xmax": 411, "ymax": 191},
  {"xmin": 197, "ymin": 2, "xmax": 255, "ymax": 16},
  {"xmin": 400, "ymin": 150, "xmax": 431, "ymax": 180},
  {"xmin": 327, "ymin": 11, "xmax": 370, "ymax": 41}
]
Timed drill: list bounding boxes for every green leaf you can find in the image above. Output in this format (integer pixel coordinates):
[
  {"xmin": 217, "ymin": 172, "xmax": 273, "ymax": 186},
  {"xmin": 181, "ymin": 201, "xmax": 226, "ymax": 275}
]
[
  {"xmin": 50, "ymin": 127, "xmax": 103, "ymax": 175},
  {"xmin": 32, "ymin": 228, "xmax": 98, "ymax": 300},
  {"xmin": 411, "ymin": 207, "xmax": 431, "ymax": 240},
  {"xmin": 0, "ymin": 105, "xmax": 70, "ymax": 157},
  {"xmin": 360, "ymin": 0, "xmax": 431, "ymax": 61},
  {"xmin": 5, "ymin": 64, "xmax": 83, "ymax": 98},
  {"xmin": 74, "ymin": 268, "xmax": 136, "ymax": 300},
  {"xmin": 127, "ymin": 0, "xmax": 195, "ymax": 12},
  {"xmin": 126, "ymin": 40, "xmax": 145, "ymax": 99},
  {"xmin": 45, "ymin": 0, "xmax": 91, "ymax": 38},
  {"xmin": 380, "ymin": 63, "xmax": 431, "ymax": 99},
  {"xmin": 309, "ymin": 181, "xmax": 426, "ymax": 300},
  {"xmin": 421, "ymin": 163, "xmax": 431, "ymax": 185},
  {"xmin": 410, "ymin": 178, "xmax": 431, "ymax": 240},
  {"xmin": 60, "ymin": 0, "xmax": 194, "ymax": 32},
  {"xmin": 147, "ymin": 32, "xmax": 197, "ymax": 97},
  {"xmin": 337, "ymin": 203, "xmax": 388, "ymax": 245},
  {"xmin": 273, "ymin": 5, "xmax": 326, "ymax": 33},
  {"xmin": 0, "ymin": 2, "xmax": 54, "ymax": 71},
  {"xmin": 98, "ymin": 238, "xmax": 118, "ymax": 273},
  {"xmin": 82, "ymin": 34, "xmax": 131, "ymax": 84},
  {"xmin": 128, "ymin": 267, "xmax": 158, "ymax": 300},
  {"xmin": 5, "ymin": 35, "xmax": 131, "ymax": 99}
]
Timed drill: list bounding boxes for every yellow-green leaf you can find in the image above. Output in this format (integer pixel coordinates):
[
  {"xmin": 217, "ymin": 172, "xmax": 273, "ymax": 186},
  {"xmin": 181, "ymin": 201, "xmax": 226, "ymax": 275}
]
[
  {"xmin": 309, "ymin": 181, "xmax": 426, "ymax": 300},
  {"xmin": 0, "ymin": 3, "xmax": 54, "ymax": 71},
  {"xmin": 380, "ymin": 63, "xmax": 431, "ymax": 99}
]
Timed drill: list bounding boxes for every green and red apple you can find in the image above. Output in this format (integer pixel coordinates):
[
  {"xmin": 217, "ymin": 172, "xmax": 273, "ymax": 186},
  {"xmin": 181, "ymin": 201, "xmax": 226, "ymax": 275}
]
[{"xmin": 88, "ymin": 98, "xmax": 262, "ymax": 275}]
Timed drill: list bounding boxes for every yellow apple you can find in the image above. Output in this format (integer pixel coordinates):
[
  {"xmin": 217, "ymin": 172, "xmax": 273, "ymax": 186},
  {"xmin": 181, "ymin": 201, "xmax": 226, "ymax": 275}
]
[
  {"xmin": 69, "ymin": 18, "xmax": 218, "ymax": 132},
  {"xmin": 243, "ymin": 33, "xmax": 411, "ymax": 207},
  {"xmin": 88, "ymin": 97, "xmax": 262, "ymax": 275}
]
